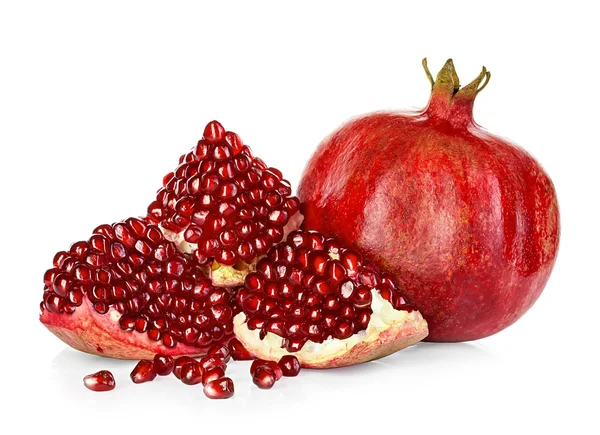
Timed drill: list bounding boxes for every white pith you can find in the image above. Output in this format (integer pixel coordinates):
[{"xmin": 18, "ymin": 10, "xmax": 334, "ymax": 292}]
[{"xmin": 234, "ymin": 290, "xmax": 425, "ymax": 365}]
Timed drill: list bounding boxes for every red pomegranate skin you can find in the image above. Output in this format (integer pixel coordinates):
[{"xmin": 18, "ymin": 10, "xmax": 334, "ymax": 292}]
[{"xmin": 298, "ymin": 60, "xmax": 560, "ymax": 342}]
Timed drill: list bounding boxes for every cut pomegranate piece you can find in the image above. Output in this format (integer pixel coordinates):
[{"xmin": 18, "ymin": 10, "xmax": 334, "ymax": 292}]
[
  {"xmin": 83, "ymin": 370, "xmax": 116, "ymax": 391},
  {"xmin": 146, "ymin": 121, "xmax": 302, "ymax": 287},
  {"xmin": 130, "ymin": 360, "xmax": 157, "ymax": 383},
  {"xmin": 203, "ymin": 377, "xmax": 235, "ymax": 399},
  {"xmin": 233, "ymin": 230, "xmax": 428, "ymax": 368},
  {"xmin": 39, "ymin": 218, "xmax": 236, "ymax": 360},
  {"xmin": 252, "ymin": 366, "xmax": 277, "ymax": 389},
  {"xmin": 153, "ymin": 354, "xmax": 174, "ymax": 376},
  {"xmin": 278, "ymin": 355, "xmax": 301, "ymax": 377}
]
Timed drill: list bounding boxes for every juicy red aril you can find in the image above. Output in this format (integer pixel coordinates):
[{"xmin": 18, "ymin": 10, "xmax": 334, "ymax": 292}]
[
  {"xmin": 250, "ymin": 359, "xmax": 283, "ymax": 381},
  {"xmin": 199, "ymin": 355, "xmax": 226, "ymax": 371},
  {"xmin": 153, "ymin": 354, "xmax": 174, "ymax": 376},
  {"xmin": 173, "ymin": 356, "xmax": 197, "ymax": 379},
  {"xmin": 203, "ymin": 366, "xmax": 226, "ymax": 385},
  {"xmin": 146, "ymin": 120, "xmax": 299, "ymax": 266},
  {"xmin": 252, "ymin": 366, "xmax": 276, "ymax": 389},
  {"xmin": 83, "ymin": 370, "xmax": 116, "ymax": 392},
  {"xmin": 207, "ymin": 344, "xmax": 231, "ymax": 363},
  {"xmin": 204, "ymin": 377, "xmax": 235, "ymax": 399},
  {"xmin": 180, "ymin": 362, "xmax": 204, "ymax": 385},
  {"xmin": 228, "ymin": 337, "xmax": 254, "ymax": 360},
  {"xmin": 278, "ymin": 355, "xmax": 301, "ymax": 377},
  {"xmin": 130, "ymin": 360, "xmax": 157, "ymax": 384}
]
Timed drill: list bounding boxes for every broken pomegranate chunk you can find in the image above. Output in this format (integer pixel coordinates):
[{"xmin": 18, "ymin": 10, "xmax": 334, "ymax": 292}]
[{"xmin": 146, "ymin": 120, "xmax": 301, "ymax": 285}]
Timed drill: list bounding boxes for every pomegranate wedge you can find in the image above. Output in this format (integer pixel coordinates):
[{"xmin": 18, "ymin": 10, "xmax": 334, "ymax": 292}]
[
  {"xmin": 147, "ymin": 120, "xmax": 302, "ymax": 287},
  {"xmin": 232, "ymin": 230, "xmax": 428, "ymax": 368}
]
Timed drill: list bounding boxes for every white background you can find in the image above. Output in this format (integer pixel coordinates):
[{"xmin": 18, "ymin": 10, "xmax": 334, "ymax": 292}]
[{"xmin": 1, "ymin": 1, "xmax": 598, "ymax": 433}]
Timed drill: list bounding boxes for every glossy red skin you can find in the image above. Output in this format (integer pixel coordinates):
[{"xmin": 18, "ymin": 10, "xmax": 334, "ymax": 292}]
[{"xmin": 298, "ymin": 108, "xmax": 560, "ymax": 342}]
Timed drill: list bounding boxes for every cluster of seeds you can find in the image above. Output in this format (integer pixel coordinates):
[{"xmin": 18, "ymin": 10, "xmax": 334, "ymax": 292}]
[
  {"xmin": 41, "ymin": 218, "xmax": 235, "ymax": 350},
  {"xmin": 84, "ymin": 344, "xmax": 301, "ymax": 399},
  {"xmin": 236, "ymin": 230, "xmax": 414, "ymax": 352},
  {"xmin": 147, "ymin": 120, "xmax": 300, "ymax": 267}
]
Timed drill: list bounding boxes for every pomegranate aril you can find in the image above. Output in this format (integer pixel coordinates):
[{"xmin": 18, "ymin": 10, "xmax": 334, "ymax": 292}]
[
  {"xmin": 130, "ymin": 360, "xmax": 157, "ymax": 384},
  {"xmin": 173, "ymin": 356, "xmax": 198, "ymax": 379},
  {"xmin": 228, "ymin": 337, "xmax": 254, "ymax": 360},
  {"xmin": 203, "ymin": 366, "xmax": 226, "ymax": 385},
  {"xmin": 207, "ymin": 344, "xmax": 231, "ymax": 363},
  {"xmin": 153, "ymin": 354, "xmax": 174, "ymax": 376},
  {"xmin": 204, "ymin": 120, "xmax": 226, "ymax": 142},
  {"xmin": 204, "ymin": 377, "xmax": 234, "ymax": 399},
  {"xmin": 333, "ymin": 320, "xmax": 354, "ymax": 339},
  {"xmin": 278, "ymin": 355, "xmax": 301, "ymax": 377},
  {"xmin": 180, "ymin": 362, "xmax": 204, "ymax": 385},
  {"xmin": 199, "ymin": 355, "xmax": 226, "ymax": 371},
  {"xmin": 250, "ymin": 359, "xmax": 283, "ymax": 380},
  {"xmin": 83, "ymin": 370, "xmax": 116, "ymax": 392},
  {"xmin": 252, "ymin": 366, "xmax": 276, "ymax": 389}
]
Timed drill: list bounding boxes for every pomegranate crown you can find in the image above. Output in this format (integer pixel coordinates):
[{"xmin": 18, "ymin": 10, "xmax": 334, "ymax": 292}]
[{"xmin": 423, "ymin": 58, "xmax": 491, "ymax": 127}]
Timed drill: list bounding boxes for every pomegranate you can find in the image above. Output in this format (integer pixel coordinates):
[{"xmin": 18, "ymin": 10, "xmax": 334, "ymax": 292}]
[
  {"xmin": 83, "ymin": 370, "xmax": 116, "ymax": 392},
  {"xmin": 250, "ymin": 359, "xmax": 283, "ymax": 381},
  {"xmin": 202, "ymin": 366, "xmax": 226, "ymax": 385},
  {"xmin": 147, "ymin": 120, "xmax": 302, "ymax": 287},
  {"xmin": 233, "ymin": 229, "xmax": 428, "ymax": 368},
  {"xmin": 298, "ymin": 59, "xmax": 560, "ymax": 341},
  {"xmin": 227, "ymin": 337, "xmax": 254, "ymax": 360},
  {"xmin": 39, "ymin": 218, "xmax": 235, "ymax": 359},
  {"xmin": 173, "ymin": 356, "xmax": 198, "ymax": 379}
]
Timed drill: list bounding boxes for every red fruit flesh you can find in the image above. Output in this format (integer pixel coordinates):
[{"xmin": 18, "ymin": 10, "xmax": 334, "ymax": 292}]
[
  {"xmin": 298, "ymin": 59, "xmax": 560, "ymax": 342},
  {"xmin": 153, "ymin": 354, "xmax": 174, "ymax": 376},
  {"xmin": 131, "ymin": 360, "xmax": 157, "ymax": 383},
  {"xmin": 278, "ymin": 355, "xmax": 301, "ymax": 377},
  {"xmin": 146, "ymin": 120, "xmax": 302, "ymax": 286},
  {"xmin": 83, "ymin": 370, "xmax": 116, "ymax": 391},
  {"xmin": 204, "ymin": 377, "xmax": 235, "ymax": 399},
  {"xmin": 207, "ymin": 344, "xmax": 231, "ymax": 363},
  {"xmin": 39, "ymin": 218, "xmax": 235, "ymax": 359},
  {"xmin": 180, "ymin": 362, "xmax": 204, "ymax": 385},
  {"xmin": 233, "ymin": 229, "xmax": 428, "ymax": 368},
  {"xmin": 252, "ymin": 366, "xmax": 276, "ymax": 389}
]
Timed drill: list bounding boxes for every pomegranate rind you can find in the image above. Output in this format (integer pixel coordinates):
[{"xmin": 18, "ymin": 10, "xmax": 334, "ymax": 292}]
[
  {"xmin": 233, "ymin": 292, "xmax": 428, "ymax": 369},
  {"xmin": 40, "ymin": 298, "xmax": 214, "ymax": 360}
]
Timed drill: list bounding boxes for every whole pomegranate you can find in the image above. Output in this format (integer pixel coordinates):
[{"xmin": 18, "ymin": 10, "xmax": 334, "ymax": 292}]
[{"xmin": 298, "ymin": 59, "xmax": 560, "ymax": 342}]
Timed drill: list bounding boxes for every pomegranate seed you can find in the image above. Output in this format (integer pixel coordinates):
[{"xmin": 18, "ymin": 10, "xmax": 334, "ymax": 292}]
[
  {"xmin": 83, "ymin": 370, "xmax": 116, "ymax": 392},
  {"xmin": 153, "ymin": 354, "xmax": 174, "ymax": 376},
  {"xmin": 203, "ymin": 377, "xmax": 234, "ymax": 399},
  {"xmin": 278, "ymin": 355, "xmax": 301, "ymax": 377},
  {"xmin": 203, "ymin": 120, "xmax": 226, "ymax": 142},
  {"xmin": 180, "ymin": 362, "xmax": 204, "ymax": 385},
  {"xmin": 250, "ymin": 359, "xmax": 283, "ymax": 381},
  {"xmin": 202, "ymin": 366, "xmax": 226, "ymax": 385},
  {"xmin": 199, "ymin": 355, "xmax": 226, "ymax": 371},
  {"xmin": 207, "ymin": 344, "xmax": 231, "ymax": 363},
  {"xmin": 130, "ymin": 360, "xmax": 157, "ymax": 384},
  {"xmin": 252, "ymin": 366, "xmax": 276, "ymax": 389},
  {"xmin": 228, "ymin": 338, "xmax": 254, "ymax": 360},
  {"xmin": 173, "ymin": 356, "xmax": 197, "ymax": 379}
]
